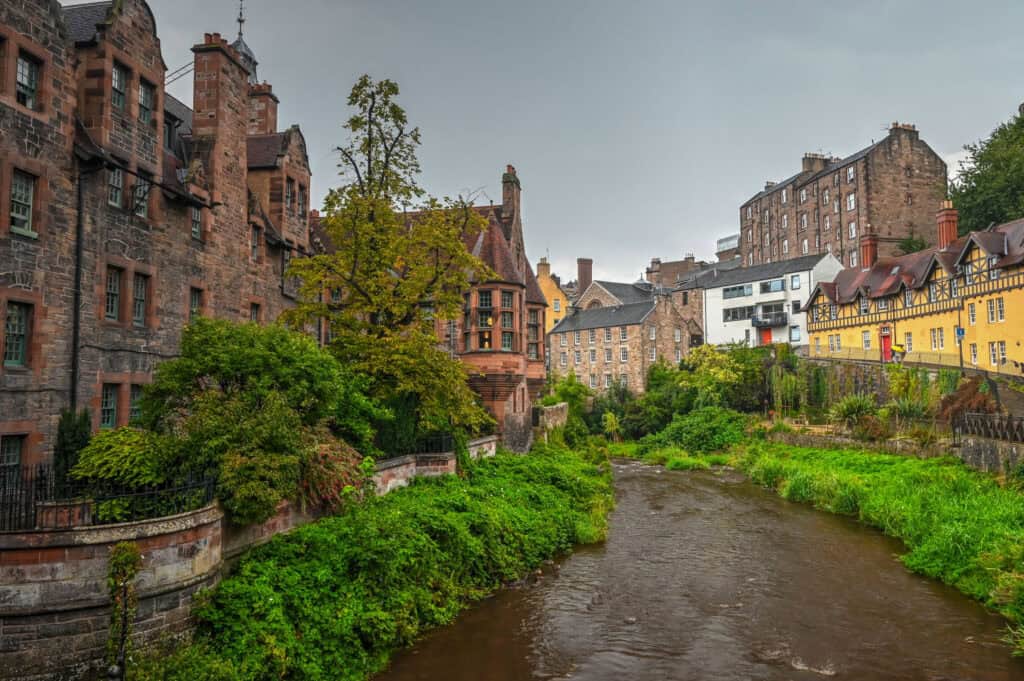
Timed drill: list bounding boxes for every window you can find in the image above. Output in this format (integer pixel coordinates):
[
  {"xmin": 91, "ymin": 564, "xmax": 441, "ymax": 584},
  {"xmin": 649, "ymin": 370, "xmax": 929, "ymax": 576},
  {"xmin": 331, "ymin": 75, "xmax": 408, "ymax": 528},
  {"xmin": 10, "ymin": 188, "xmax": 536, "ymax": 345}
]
[
  {"xmin": 604, "ymin": 373, "xmax": 612, "ymax": 388},
  {"xmin": 782, "ymin": 239, "xmax": 789, "ymax": 255},
  {"xmin": 285, "ymin": 179, "xmax": 295, "ymax": 214},
  {"xmin": 250, "ymin": 303, "xmax": 261, "ymax": 322},
  {"xmin": 589, "ymin": 348, "xmax": 597, "ymax": 362},
  {"xmin": 620, "ymin": 326, "xmax": 628, "ymax": 341},
  {"xmin": 189, "ymin": 287, "xmax": 203, "ymax": 320},
  {"xmin": 501, "ymin": 311, "xmax": 514, "ymax": 328},
  {"xmin": 829, "ymin": 304, "xmax": 838, "ymax": 320},
  {"xmin": 850, "ymin": 251, "xmax": 858, "ymax": 268},
  {"xmin": 781, "ymin": 188, "xmax": 787, "ymax": 204},
  {"xmin": 846, "ymin": 194, "xmax": 856, "ymax": 211},
  {"xmin": 560, "ymin": 352, "xmax": 567, "ymax": 367},
  {"xmin": 937, "ymin": 327, "xmax": 945, "ymax": 350},
  {"xmin": 9, "ymin": 170, "xmax": 35, "ymax": 235},
  {"xmin": 478, "ymin": 329, "xmax": 492, "ymax": 350},
  {"xmin": 674, "ymin": 327, "xmax": 681, "ymax": 343},
  {"xmin": 560, "ymin": 333, "xmax": 567, "ymax": 347},
  {"xmin": 760, "ymin": 279, "xmax": 784, "ymax": 294},
  {"xmin": 782, "ymin": 214, "xmax": 789, "ymax": 229},
  {"xmin": 929, "ymin": 328, "xmax": 937, "ymax": 350},
  {"xmin": 589, "ymin": 329, "xmax": 596, "ymax": 344},
  {"xmin": 988, "ymin": 299, "xmax": 996, "ymax": 323},
  {"xmin": 998, "ymin": 341, "xmax": 1007, "ymax": 364},
  {"xmin": 3, "ymin": 302, "xmax": 31, "ymax": 367},
  {"xmin": 250, "ymin": 225, "xmax": 261, "ymax": 262},
  {"xmin": 789, "ymin": 326, "xmax": 801, "ymax": 342},
  {"xmin": 989, "ymin": 342, "xmax": 1000, "ymax": 366},
  {"xmin": 620, "ymin": 347, "xmax": 629, "ymax": 362},
  {"xmin": 604, "ymin": 328, "xmax": 612, "ymax": 342},
  {"xmin": 298, "ymin": 185, "xmax": 307, "ymax": 216},
  {"xmin": 848, "ymin": 221, "xmax": 857, "ymax": 239},
  {"xmin": 835, "ymin": 334, "xmax": 842, "ymax": 350},
  {"xmin": 823, "ymin": 189, "xmax": 830, "ymax": 205},
  {"xmin": 928, "ymin": 282, "xmax": 938, "ymax": 303},
  {"xmin": 970, "ymin": 343, "xmax": 978, "ymax": 365},
  {"xmin": 553, "ymin": 299, "xmax": 561, "ymax": 312},
  {"xmin": 877, "ymin": 297, "xmax": 888, "ymax": 311},
  {"xmin": 133, "ymin": 173, "xmax": 151, "ymax": 217},
  {"xmin": 847, "ymin": 166, "xmax": 855, "ymax": 182},
  {"xmin": 132, "ymin": 273, "xmax": 148, "ymax": 327},
  {"xmin": 191, "ymin": 206, "xmax": 202, "ymax": 240},
  {"xmin": 108, "ymin": 167, "xmax": 124, "ymax": 207},
  {"xmin": 995, "ymin": 297, "xmax": 1005, "ymax": 322},
  {"xmin": 604, "ymin": 348, "xmax": 613, "ymax": 362},
  {"xmin": 589, "ymin": 374, "xmax": 597, "ymax": 389},
  {"xmin": 824, "ymin": 216, "xmax": 830, "ymax": 231},
  {"xmin": 833, "ymin": 199, "xmax": 840, "ymax": 214},
  {"xmin": 904, "ymin": 289, "xmax": 914, "ymax": 307},
  {"xmin": 130, "ymin": 384, "xmax": 143, "ymax": 422},
  {"xmin": 968, "ymin": 302, "xmax": 976, "ymax": 325},
  {"xmin": 800, "ymin": 214, "xmax": 808, "ymax": 230},
  {"xmin": 723, "ymin": 306, "xmax": 755, "ymax": 322},
  {"xmin": 862, "ymin": 331, "xmax": 871, "ymax": 350},
  {"xmin": 648, "ymin": 326, "xmax": 656, "ymax": 340},
  {"xmin": 574, "ymin": 330, "xmax": 580, "ymax": 345},
  {"xmin": 0, "ymin": 435, "xmax": 25, "ymax": 481},
  {"xmin": 748, "ymin": 253, "xmax": 753, "ymax": 266},
  {"xmin": 139, "ymin": 80, "xmax": 155, "ymax": 124},
  {"xmin": 828, "ymin": 335, "xmax": 836, "ymax": 352},
  {"xmin": 649, "ymin": 347, "xmax": 656, "ymax": 361},
  {"xmin": 105, "ymin": 267, "xmax": 122, "ymax": 320},
  {"xmin": 574, "ymin": 350, "xmax": 581, "ymax": 365},
  {"xmin": 675, "ymin": 348, "xmax": 682, "ymax": 363},
  {"xmin": 950, "ymin": 279, "xmax": 959, "ymax": 298},
  {"xmin": 791, "ymin": 300, "xmax": 801, "ymax": 315},
  {"xmin": 15, "ymin": 52, "xmax": 40, "ymax": 110},
  {"xmin": 988, "ymin": 255, "xmax": 1001, "ymax": 280},
  {"xmin": 101, "ymin": 384, "xmax": 119, "ymax": 429},
  {"xmin": 746, "ymin": 206, "xmax": 752, "ymax": 219},
  {"xmin": 478, "ymin": 290, "xmax": 492, "ymax": 309},
  {"xmin": 799, "ymin": 188, "xmax": 807, "ymax": 203},
  {"xmin": 964, "ymin": 262, "xmax": 975, "ymax": 284},
  {"xmin": 619, "ymin": 374, "xmax": 629, "ymax": 388},
  {"xmin": 112, "ymin": 62, "xmax": 128, "ymax": 111},
  {"xmin": 723, "ymin": 284, "xmax": 752, "ymax": 299},
  {"xmin": 502, "ymin": 331, "xmax": 514, "ymax": 351},
  {"xmin": 815, "ymin": 336, "xmax": 821, "ymax": 354},
  {"xmin": 801, "ymin": 238, "xmax": 808, "ymax": 255},
  {"xmin": 904, "ymin": 332, "xmax": 913, "ymax": 353}
]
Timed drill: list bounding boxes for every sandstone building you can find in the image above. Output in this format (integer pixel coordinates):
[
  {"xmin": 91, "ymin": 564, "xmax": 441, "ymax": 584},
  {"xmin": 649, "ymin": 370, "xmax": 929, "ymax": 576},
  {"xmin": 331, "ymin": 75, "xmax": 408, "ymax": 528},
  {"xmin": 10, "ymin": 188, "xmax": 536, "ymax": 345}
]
[
  {"xmin": 535, "ymin": 257, "xmax": 569, "ymax": 333},
  {"xmin": 739, "ymin": 123, "xmax": 947, "ymax": 270},
  {"xmin": 549, "ymin": 277, "xmax": 701, "ymax": 393},
  {"xmin": 0, "ymin": 1, "xmax": 311, "ymax": 468}
]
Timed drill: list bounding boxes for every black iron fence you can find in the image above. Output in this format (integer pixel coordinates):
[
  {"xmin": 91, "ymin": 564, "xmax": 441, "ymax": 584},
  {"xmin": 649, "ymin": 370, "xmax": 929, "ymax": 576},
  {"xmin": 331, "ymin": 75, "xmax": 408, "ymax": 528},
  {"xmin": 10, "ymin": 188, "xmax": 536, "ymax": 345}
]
[
  {"xmin": 953, "ymin": 412, "xmax": 1024, "ymax": 445},
  {"xmin": 0, "ymin": 465, "xmax": 215, "ymax": 532}
]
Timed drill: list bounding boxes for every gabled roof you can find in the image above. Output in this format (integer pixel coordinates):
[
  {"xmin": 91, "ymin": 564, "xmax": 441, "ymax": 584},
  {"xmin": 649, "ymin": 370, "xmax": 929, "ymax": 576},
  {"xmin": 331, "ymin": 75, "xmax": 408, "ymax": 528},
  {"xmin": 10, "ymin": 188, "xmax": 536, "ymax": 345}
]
[
  {"xmin": 468, "ymin": 219, "xmax": 524, "ymax": 287},
  {"xmin": 592, "ymin": 280, "xmax": 660, "ymax": 305},
  {"xmin": 247, "ymin": 133, "xmax": 288, "ymax": 169},
  {"xmin": 549, "ymin": 301, "xmax": 655, "ymax": 334},
  {"xmin": 742, "ymin": 140, "xmax": 884, "ymax": 205},
  {"xmin": 681, "ymin": 253, "xmax": 829, "ymax": 290},
  {"xmin": 164, "ymin": 93, "xmax": 193, "ymax": 134},
  {"xmin": 62, "ymin": 1, "xmax": 113, "ymax": 44}
]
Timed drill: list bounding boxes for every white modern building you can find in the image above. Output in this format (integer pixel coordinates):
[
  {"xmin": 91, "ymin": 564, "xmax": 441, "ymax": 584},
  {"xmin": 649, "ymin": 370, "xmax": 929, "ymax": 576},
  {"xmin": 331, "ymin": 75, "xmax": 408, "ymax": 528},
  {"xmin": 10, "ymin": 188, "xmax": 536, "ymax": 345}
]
[{"xmin": 680, "ymin": 253, "xmax": 842, "ymax": 347}]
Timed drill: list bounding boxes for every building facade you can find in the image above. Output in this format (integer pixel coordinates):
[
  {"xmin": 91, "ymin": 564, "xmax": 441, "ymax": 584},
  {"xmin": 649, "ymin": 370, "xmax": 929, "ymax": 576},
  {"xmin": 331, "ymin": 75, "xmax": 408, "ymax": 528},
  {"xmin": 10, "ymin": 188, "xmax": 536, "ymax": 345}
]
[
  {"xmin": 805, "ymin": 202, "xmax": 1024, "ymax": 377},
  {"xmin": 739, "ymin": 123, "xmax": 947, "ymax": 270},
  {"xmin": 0, "ymin": 1, "xmax": 311, "ymax": 469},
  {"xmin": 685, "ymin": 253, "xmax": 843, "ymax": 347},
  {"xmin": 549, "ymin": 280, "xmax": 701, "ymax": 392},
  {"xmin": 535, "ymin": 257, "xmax": 569, "ymax": 332}
]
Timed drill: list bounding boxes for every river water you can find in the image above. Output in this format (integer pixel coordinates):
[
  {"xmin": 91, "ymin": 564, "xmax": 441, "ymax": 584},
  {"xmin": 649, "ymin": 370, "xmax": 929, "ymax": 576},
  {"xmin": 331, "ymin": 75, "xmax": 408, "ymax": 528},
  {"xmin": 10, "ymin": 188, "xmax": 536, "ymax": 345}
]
[{"xmin": 376, "ymin": 460, "xmax": 1024, "ymax": 681}]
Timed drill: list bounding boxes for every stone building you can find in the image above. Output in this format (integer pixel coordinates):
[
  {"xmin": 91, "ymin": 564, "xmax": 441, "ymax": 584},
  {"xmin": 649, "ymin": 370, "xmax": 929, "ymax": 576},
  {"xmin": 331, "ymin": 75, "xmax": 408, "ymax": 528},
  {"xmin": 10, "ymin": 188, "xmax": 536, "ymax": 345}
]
[
  {"xmin": 644, "ymin": 254, "xmax": 707, "ymax": 287},
  {"xmin": 738, "ymin": 123, "xmax": 947, "ymax": 270},
  {"xmin": 549, "ymin": 279, "xmax": 701, "ymax": 393},
  {"xmin": 0, "ymin": 1, "xmax": 311, "ymax": 468},
  {"xmin": 535, "ymin": 257, "xmax": 569, "ymax": 333}
]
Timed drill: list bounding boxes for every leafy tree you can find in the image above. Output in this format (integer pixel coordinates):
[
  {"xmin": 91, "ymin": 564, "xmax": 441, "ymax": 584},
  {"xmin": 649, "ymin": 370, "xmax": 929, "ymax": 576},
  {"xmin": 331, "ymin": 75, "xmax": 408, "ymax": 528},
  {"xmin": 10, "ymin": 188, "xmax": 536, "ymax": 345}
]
[
  {"xmin": 897, "ymin": 235, "xmax": 929, "ymax": 255},
  {"xmin": 950, "ymin": 109, "xmax": 1024, "ymax": 234},
  {"xmin": 284, "ymin": 75, "xmax": 493, "ymax": 437},
  {"xmin": 53, "ymin": 409, "xmax": 91, "ymax": 486}
]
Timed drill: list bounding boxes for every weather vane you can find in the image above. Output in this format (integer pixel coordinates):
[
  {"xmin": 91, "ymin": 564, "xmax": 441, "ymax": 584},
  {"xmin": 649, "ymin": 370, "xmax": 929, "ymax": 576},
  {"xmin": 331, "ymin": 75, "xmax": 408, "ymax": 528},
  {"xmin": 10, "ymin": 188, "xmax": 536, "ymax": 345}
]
[{"xmin": 236, "ymin": 0, "xmax": 245, "ymax": 39}]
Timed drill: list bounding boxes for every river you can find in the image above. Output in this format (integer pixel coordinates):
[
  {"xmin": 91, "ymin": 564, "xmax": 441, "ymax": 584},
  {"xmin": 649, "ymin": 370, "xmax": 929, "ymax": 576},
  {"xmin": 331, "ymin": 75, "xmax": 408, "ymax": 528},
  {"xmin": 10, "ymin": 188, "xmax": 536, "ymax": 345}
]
[{"xmin": 375, "ymin": 460, "xmax": 1024, "ymax": 680}]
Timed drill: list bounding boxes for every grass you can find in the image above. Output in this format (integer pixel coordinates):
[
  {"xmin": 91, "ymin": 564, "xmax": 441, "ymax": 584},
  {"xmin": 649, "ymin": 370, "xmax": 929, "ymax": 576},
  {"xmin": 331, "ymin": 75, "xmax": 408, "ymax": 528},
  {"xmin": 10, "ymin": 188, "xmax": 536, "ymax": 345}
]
[{"xmin": 735, "ymin": 441, "xmax": 1024, "ymax": 651}]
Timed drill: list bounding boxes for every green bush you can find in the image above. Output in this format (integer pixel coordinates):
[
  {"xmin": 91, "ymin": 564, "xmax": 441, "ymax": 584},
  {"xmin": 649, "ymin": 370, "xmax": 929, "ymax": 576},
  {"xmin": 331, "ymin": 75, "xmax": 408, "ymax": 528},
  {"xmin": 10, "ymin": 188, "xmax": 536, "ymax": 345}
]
[
  {"xmin": 665, "ymin": 455, "xmax": 709, "ymax": 471},
  {"xmin": 54, "ymin": 409, "xmax": 91, "ymax": 487},
  {"xmin": 72, "ymin": 427, "xmax": 169, "ymax": 488},
  {"xmin": 643, "ymin": 406, "xmax": 748, "ymax": 454},
  {"xmin": 132, "ymin": 445, "xmax": 613, "ymax": 681},
  {"xmin": 829, "ymin": 394, "xmax": 877, "ymax": 430}
]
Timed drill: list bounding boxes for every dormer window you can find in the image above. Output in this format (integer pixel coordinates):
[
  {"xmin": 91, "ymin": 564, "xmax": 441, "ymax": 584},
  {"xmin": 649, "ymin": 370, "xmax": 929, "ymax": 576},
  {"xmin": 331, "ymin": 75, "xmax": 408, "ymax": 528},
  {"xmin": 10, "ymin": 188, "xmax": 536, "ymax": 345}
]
[
  {"xmin": 988, "ymin": 255, "xmax": 1001, "ymax": 280},
  {"xmin": 859, "ymin": 296, "xmax": 869, "ymax": 314},
  {"xmin": 15, "ymin": 52, "xmax": 41, "ymax": 111},
  {"xmin": 904, "ymin": 289, "xmax": 914, "ymax": 307},
  {"xmin": 964, "ymin": 262, "xmax": 975, "ymax": 284},
  {"xmin": 112, "ymin": 63, "xmax": 129, "ymax": 111}
]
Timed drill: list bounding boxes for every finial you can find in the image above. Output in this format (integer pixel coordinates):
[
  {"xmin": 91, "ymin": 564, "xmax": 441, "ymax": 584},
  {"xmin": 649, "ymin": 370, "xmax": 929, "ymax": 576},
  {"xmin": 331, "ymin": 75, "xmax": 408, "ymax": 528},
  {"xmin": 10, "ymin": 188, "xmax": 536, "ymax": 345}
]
[{"xmin": 237, "ymin": 0, "xmax": 245, "ymax": 39}]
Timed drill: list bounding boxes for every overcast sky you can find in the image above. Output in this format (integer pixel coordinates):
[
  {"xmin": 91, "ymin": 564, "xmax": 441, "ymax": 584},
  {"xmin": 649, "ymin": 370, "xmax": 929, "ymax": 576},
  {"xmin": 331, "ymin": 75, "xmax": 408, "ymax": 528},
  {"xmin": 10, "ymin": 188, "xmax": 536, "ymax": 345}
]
[{"xmin": 69, "ymin": 0, "xmax": 1024, "ymax": 283}]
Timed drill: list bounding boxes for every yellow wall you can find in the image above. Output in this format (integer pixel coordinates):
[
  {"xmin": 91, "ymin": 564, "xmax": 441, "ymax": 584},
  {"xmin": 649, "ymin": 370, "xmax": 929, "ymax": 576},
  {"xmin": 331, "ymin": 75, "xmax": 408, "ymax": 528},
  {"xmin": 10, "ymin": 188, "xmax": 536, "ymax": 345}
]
[
  {"xmin": 807, "ymin": 243, "xmax": 1024, "ymax": 376},
  {"xmin": 536, "ymin": 262, "xmax": 569, "ymax": 334}
]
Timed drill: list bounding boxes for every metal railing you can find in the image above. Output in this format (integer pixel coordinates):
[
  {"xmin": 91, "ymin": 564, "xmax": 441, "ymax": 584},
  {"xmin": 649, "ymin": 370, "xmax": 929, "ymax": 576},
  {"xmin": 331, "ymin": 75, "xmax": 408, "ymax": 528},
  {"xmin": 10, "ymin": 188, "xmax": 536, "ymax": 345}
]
[
  {"xmin": 807, "ymin": 347, "xmax": 1024, "ymax": 378},
  {"xmin": 752, "ymin": 312, "xmax": 788, "ymax": 328},
  {"xmin": 954, "ymin": 412, "xmax": 1024, "ymax": 444},
  {"xmin": 0, "ymin": 465, "xmax": 215, "ymax": 532}
]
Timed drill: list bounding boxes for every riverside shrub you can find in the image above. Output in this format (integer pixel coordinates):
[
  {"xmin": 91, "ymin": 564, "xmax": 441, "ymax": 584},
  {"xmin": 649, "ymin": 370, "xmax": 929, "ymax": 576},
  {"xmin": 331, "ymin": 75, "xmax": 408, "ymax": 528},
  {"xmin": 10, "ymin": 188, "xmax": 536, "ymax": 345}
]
[
  {"xmin": 737, "ymin": 441, "xmax": 1024, "ymax": 652},
  {"xmin": 642, "ymin": 406, "xmax": 748, "ymax": 454},
  {"xmin": 131, "ymin": 443, "xmax": 613, "ymax": 681}
]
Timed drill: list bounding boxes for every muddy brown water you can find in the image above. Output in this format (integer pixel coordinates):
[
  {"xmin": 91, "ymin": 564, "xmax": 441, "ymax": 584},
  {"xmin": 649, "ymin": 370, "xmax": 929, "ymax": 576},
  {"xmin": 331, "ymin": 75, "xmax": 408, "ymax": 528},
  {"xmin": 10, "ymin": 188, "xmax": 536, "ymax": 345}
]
[{"xmin": 375, "ymin": 460, "xmax": 1024, "ymax": 681}]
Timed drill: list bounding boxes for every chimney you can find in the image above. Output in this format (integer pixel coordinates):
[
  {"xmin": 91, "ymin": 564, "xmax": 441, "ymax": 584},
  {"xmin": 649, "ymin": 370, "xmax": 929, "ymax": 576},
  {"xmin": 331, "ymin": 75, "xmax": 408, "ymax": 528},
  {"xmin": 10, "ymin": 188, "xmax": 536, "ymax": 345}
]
[
  {"xmin": 577, "ymin": 258, "xmax": 593, "ymax": 294},
  {"xmin": 536, "ymin": 257, "xmax": 551, "ymax": 279},
  {"xmin": 936, "ymin": 200, "xmax": 959, "ymax": 250},
  {"xmin": 646, "ymin": 257, "xmax": 661, "ymax": 284},
  {"xmin": 859, "ymin": 226, "xmax": 878, "ymax": 269},
  {"xmin": 764, "ymin": 181, "xmax": 777, "ymax": 191},
  {"xmin": 889, "ymin": 121, "xmax": 919, "ymax": 142},
  {"xmin": 247, "ymin": 82, "xmax": 279, "ymax": 135},
  {"xmin": 502, "ymin": 164, "xmax": 520, "ymax": 220},
  {"xmin": 802, "ymin": 153, "xmax": 828, "ymax": 173},
  {"xmin": 191, "ymin": 33, "xmax": 250, "ymax": 192}
]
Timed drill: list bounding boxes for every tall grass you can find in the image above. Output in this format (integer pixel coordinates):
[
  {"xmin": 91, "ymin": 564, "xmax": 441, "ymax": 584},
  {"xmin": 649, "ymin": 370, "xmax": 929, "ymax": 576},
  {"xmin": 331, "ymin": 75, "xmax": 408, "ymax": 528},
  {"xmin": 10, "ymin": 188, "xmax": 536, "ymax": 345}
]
[{"xmin": 737, "ymin": 441, "xmax": 1024, "ymax": 650}]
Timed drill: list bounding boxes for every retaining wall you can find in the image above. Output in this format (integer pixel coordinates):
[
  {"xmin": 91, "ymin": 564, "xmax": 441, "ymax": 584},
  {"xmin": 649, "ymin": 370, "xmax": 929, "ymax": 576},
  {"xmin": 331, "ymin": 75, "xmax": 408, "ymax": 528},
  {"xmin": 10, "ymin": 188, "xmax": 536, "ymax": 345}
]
[{"xmin": 957, "ymin": 436, "xmax": 1024, "ymax": 474}]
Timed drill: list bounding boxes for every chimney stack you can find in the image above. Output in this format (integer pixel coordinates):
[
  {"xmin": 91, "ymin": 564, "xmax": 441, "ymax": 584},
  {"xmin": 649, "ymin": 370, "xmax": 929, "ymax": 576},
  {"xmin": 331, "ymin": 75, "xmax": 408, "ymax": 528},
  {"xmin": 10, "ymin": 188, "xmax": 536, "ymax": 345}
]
[
  {"xmin": 802, "ymin": 153, "xmax": 828, "ymax": 173},
  {"xmin": 247, "ymin": 82, "xmax": 279, "ymax": 135},
  {"xmin": 502, "ymin": 164, "xmax": 520, "ymax": 218},
  {"xmin": 936, "ymin": 200, "xmax": 959, "ymax": 250},
  {"xmin": 577, "ymin": 258, "xmax": 593, "ymax": 294},
  {"xmin": 859, "ymin": 226, "xmax": 878, "ymax": 270},
  {"xmin": 536, "ymin": 257, "xmax": 551, "ymax": 279}
]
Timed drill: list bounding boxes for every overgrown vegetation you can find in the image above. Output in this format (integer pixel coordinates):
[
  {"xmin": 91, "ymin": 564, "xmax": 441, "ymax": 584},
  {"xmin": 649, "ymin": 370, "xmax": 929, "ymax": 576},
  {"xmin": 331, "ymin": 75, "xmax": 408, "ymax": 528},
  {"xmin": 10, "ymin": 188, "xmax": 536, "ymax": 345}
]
[
  {"xmin": 736, "ymin": 441, "xmax": 1024, "ymax": 654},
  {"xmin": 950, "ymin": 107, "xmax": 1024, "ymax": 235},
  {"xmin": 130, "ymin": 444, "xmax": 613, "ymax": 681}
]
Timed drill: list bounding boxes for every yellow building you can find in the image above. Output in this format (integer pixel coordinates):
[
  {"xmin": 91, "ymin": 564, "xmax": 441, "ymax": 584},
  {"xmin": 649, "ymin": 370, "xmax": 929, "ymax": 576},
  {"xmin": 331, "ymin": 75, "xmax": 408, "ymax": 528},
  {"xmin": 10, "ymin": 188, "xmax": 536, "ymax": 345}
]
[
  {"xmin": 805, "ymin": 202, "xmax": 1024, "ymax": 378},
  {"xmin": 535, "ymin": 257, "xmax": 570, "ymax": 333}
]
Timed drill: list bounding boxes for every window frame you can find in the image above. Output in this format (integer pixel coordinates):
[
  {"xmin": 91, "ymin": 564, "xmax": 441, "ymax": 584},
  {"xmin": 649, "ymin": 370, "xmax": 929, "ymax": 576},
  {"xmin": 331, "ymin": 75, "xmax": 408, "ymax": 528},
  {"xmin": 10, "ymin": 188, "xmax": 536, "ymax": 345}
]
[
  {"xmin": 131, "ymin": 272, "xmax": 149, "ymax": 327},
  {"xmin": 105, "ymin": 266, "xmax": 123, "ymax": 321},
  {"xmin": 15, "ymin": 51, "xmax": 41, "ymax": 111},
  {"xmin": 9, "ymin": 168, "xmax": 36, "ymax": 237},
  {"xmin": 138, "ymin": 79, "xmax": 155, "ymax": 124},
  {"xmin": 3, "ymin": 301, "xmax": 31, "ymax": 367},
  {"xmin": 112, "ymin": 62, "xmax": 129, "ymax": 112},
  {"xmin": 100, "ymin": 383, "xmax": 119, "ymax": 429}
]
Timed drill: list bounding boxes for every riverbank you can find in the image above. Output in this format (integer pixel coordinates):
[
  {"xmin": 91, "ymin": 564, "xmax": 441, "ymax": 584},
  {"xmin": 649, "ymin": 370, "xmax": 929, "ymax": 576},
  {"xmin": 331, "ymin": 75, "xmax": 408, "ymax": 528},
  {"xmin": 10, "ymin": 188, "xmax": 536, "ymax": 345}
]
[{"xmin": 131, "ymin": 443, "xmax": 613, "ymax": 681}]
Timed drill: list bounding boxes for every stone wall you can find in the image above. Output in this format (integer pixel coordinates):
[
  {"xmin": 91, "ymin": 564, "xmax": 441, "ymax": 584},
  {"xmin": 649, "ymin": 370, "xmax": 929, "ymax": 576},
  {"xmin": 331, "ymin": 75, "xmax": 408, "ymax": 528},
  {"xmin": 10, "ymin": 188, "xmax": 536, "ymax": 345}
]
[
  {"xmin": 372, "ymin": 453, "xmax": 458, "ymax": 495},
  {"xmin": 467, "ymin": 435, "xmax": 499, "ymax": 459},
  {"xmin": 534, "ymin": 403, "xmax": 568, "ymax": 432},
  {"xmin": 957, "ymin": 436, "xmax": 1024, "ymax": 475}
]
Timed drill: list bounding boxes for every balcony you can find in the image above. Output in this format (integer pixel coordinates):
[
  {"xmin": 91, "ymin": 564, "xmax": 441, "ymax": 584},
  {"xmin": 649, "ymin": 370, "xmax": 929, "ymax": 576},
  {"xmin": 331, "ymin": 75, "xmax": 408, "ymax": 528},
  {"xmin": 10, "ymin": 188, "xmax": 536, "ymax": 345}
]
[{"xmin": 751, "ymin": 311, "xmax": 788, "ymax": 327}]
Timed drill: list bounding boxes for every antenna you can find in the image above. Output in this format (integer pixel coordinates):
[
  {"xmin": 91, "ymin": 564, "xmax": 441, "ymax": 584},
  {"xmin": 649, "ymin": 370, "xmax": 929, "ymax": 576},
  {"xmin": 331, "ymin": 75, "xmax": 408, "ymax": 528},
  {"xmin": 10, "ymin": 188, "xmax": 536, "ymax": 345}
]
[{"xmin": 237, "ymin": 0, "xmax": 245, "ymax": 39}]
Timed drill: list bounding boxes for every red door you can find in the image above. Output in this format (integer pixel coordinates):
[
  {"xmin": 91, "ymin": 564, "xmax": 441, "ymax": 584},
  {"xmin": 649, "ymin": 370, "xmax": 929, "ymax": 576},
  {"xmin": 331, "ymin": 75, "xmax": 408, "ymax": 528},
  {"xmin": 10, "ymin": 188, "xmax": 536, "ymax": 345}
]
[
  {"xmin": 758, "ymin": 328, "xmax": 773, "ymax": 346},
  {"xmin": 881, "ymin": 333, "xmax": 892, "ymax": 362}
]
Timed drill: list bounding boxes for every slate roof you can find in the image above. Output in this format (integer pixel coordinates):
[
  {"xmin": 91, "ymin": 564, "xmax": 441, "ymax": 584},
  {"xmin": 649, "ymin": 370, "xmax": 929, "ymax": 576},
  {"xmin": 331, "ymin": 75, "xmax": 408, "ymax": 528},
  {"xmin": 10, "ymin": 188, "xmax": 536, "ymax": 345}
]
[
  {"xmin": 591, "ymin": 281, "xmax": 661, "ymax": 305},
  {"xmin": 164, "ymin": 93, "xmax": 193, "ymax": 135},
  {"xmin": 247, "ymin": 133, "xmax": 287, "ymax": 169},
  {"xmin": 550, "ymin": 301, "xmax": 655, "ymax": 334},
  {"xmin": 62, "ymin": 1, "xmax": 112, "ymax": 44},
  {"xmin": 680, "ymin": 253, "xmax": 827, "ymax": 290},
  {"xmin": 467, "ymin": 220, "xmax": 523, "ymax": 287},
  {"xmin": 743, "ymin": 140, "xmax": 884, "ymax": 205}
]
